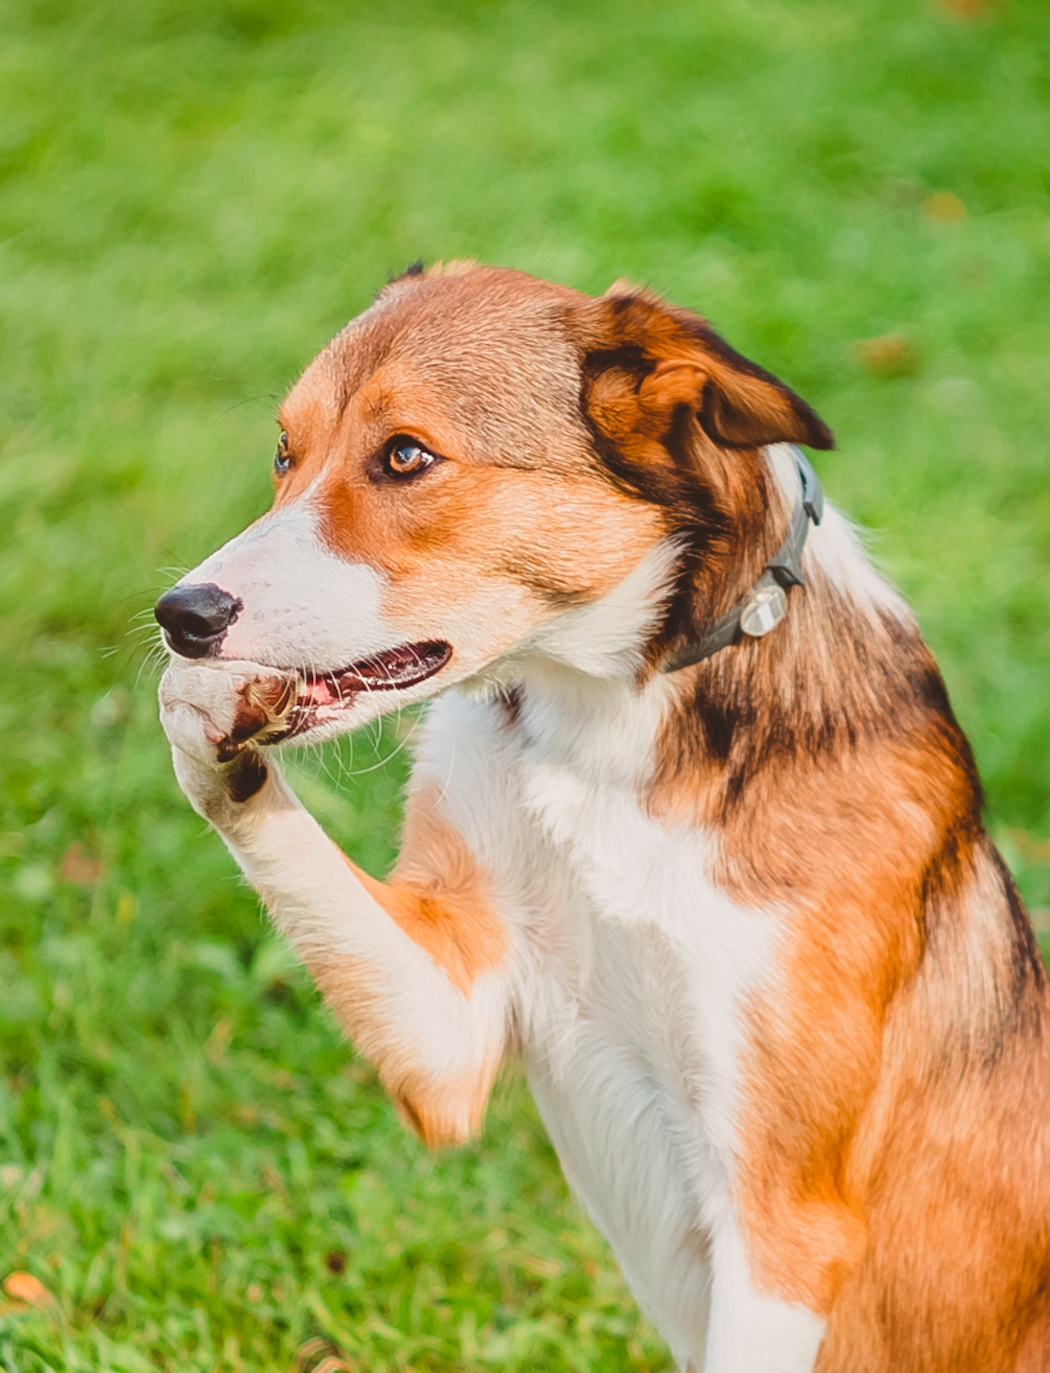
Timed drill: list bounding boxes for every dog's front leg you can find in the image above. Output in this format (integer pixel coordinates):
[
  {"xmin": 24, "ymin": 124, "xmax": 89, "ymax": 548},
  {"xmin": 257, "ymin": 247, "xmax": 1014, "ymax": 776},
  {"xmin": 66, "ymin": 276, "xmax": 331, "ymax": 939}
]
[{"xmin": 159, "ymin": 662, "xmax": 509, "ymax": 1146}]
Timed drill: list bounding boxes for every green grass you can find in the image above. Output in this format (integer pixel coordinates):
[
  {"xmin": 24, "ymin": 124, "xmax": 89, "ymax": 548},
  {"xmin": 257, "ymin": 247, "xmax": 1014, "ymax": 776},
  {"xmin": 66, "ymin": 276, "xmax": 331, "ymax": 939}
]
[{"xmin": 1, "ymin": 0, "xmax": 1049, "ymax": 1367}]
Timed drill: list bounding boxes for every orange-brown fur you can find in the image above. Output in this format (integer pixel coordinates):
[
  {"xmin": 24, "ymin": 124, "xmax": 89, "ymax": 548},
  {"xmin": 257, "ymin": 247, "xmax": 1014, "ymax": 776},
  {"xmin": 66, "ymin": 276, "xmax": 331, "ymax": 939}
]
[
  {"xmin": 585, "ymin": 299, "xmax": 1050, "ymax": 1360},
  {"xmin": 308, "ymin": 946, "xmax": 497, "ymax": 1148},
  {"xmin": 357, "ymin": 783, "xmax": 505, "ymax": 997},
  {"xmin": 308, "ymin": 785, "xmax": 506, "ymax": 1147}
]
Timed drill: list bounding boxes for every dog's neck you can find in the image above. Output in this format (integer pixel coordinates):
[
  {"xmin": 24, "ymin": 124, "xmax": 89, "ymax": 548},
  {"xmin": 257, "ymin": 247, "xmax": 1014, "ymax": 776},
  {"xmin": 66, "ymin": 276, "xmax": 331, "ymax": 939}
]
[
  {"xmin": 496, "ymin": 449, "xmax": 916, "ymax": 807},
  {"xmin": 494, "ymin": 538, "xmax": 682, "ymax": 791}
]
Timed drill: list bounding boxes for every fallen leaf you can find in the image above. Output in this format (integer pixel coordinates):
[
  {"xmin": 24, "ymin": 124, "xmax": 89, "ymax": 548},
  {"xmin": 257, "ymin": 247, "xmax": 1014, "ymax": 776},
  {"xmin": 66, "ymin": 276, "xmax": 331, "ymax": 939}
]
[
  {"xmin": 855, "ymin": 333, "xmax": 919, "ymax": 378},
  {"xmin": 923, "ymin": 190, "xmax": 967, "ymax": 224},
  {"xmin": 938, "ymin": 0, "xmax": 983, "ymax": 18},
  {"xmin": 60, "ymin": 843, "xmax": 102, "ymax": 887},
  {"xmin": 4, "ymin": 1271, "xmax": 53, "ymax": 1307},
  {"xmin": 295, "ymin": 1337, "xmax": 330, "ymax": 1367}
]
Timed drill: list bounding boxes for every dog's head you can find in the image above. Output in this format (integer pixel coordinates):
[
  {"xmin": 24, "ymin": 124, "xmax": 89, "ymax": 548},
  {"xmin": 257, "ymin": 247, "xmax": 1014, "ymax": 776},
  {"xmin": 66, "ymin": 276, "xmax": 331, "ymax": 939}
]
[{"xmin": 155, "ymin": 264, "xmax": 831, "ymax": 741}]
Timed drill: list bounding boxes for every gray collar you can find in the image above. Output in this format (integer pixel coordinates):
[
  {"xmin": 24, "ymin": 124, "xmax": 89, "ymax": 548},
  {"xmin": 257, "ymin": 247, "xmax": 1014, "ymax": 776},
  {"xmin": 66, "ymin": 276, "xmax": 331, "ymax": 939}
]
[{"xmin": 661, "ymin": 446, "xmax": 824, "ymax": 673}]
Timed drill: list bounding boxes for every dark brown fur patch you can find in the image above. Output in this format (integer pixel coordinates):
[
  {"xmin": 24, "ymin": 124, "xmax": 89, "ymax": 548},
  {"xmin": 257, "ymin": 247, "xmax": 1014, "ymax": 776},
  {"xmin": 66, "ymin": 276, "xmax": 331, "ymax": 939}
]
[
  {"xmin": 225, "ymin": 750, "xmax": 269, "ymax": 803},
  {"xmin": 656, "ymin": 606, "xmax": 983, "ymax": 825},
  {"xmin": 496, "ymin": 684, "xmax": 523, "ymax": 729},
  {"xmin": 987, "ymin": 845, "xmax": 1048, "ymax": 1035}
]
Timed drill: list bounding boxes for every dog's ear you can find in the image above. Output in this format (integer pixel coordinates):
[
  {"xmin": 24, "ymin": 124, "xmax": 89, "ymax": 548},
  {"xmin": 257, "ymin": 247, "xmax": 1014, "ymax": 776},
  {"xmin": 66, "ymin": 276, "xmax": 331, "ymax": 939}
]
[{"xmin": 577, "ymin": 284, "xmax": 833, "ymax": 454}]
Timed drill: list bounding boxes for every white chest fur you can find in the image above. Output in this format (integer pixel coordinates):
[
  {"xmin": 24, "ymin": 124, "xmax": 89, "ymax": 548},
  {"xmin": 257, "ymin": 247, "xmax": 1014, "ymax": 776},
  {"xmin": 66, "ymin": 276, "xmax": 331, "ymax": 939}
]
[{"xmin": 413, "ymin": 678, "xmax": 821, "ymax": 1371}]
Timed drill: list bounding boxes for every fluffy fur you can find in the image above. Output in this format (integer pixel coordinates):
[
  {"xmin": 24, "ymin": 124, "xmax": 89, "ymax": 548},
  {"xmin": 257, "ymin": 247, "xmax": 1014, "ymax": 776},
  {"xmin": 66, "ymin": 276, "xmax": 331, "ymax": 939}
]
[{"xmin": 157, "ymin": 265, "xmax": 1050, "ymax": 1372}]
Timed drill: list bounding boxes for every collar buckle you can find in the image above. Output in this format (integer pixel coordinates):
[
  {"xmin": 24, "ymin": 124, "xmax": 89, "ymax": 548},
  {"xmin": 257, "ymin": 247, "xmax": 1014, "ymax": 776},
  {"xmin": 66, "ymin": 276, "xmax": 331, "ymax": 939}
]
[{"xmin": 661, "ymin": 446, "xmax": 823, "ymax": 673}]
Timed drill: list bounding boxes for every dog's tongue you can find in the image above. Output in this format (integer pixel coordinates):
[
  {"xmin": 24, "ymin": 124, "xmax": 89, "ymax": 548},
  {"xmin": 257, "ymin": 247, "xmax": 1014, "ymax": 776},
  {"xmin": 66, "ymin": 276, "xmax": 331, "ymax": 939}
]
[{"xmin": 299, "ymin": 675, "xmax": 345, "ymax": 708}]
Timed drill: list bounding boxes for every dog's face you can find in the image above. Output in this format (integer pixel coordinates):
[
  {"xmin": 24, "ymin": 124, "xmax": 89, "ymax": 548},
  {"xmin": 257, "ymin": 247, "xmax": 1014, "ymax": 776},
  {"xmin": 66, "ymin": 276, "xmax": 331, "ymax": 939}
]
[{"xmin": 155, "ymin": 264, "xmax": 831, "ymax": 742}]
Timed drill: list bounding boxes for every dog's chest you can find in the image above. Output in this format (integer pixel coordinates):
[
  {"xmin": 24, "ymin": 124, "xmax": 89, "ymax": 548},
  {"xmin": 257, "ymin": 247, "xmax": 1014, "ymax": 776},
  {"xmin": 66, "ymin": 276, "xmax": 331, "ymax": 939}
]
[
  {"xmin": 515, "ymin": 754, "xmax": 782, "ymax": 1356},
  {"xmin": 509, "ymin": 731, "xmax": 777, "ymax": 1015},
  {"xmin": 421, "ymin": 691, "xmax": 781, "ymax": 1356},
  {"xmin": 424, "ymin": 689, "xmax": 779, "ymax": 1101}
]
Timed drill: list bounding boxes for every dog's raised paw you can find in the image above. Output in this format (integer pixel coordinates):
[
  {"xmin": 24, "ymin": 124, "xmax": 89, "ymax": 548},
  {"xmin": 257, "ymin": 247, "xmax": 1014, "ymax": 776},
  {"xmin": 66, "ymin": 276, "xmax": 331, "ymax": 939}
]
[{"xmin": 159, "ymin": 663, "xmax": 296, "ymax": 811}]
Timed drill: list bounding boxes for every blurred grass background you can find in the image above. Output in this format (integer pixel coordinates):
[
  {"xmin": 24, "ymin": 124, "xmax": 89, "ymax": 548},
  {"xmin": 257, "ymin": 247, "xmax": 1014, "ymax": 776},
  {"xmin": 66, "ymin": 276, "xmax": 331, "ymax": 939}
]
[{"xmin": 1, "ymin": 0, "xmax": 1049, "ymax": 1367}]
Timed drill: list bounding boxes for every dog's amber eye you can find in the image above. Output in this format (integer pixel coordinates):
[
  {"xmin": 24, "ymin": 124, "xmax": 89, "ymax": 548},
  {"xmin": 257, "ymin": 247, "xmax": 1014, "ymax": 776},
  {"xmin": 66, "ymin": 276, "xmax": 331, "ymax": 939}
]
[
  {"xmin": 274, "ymin": 431, "xmax": 292, "ymax": 477},
  {"xmin": 384, "ymin": 440, "xmax": 437, "ymax": 479}
]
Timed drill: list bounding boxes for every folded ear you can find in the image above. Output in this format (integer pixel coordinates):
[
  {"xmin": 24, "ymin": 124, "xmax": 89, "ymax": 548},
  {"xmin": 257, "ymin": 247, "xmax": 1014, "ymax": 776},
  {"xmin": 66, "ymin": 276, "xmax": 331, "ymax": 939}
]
[{"xmin": 576, "ymin": 284, "xmax": 834, "ymax": 453}]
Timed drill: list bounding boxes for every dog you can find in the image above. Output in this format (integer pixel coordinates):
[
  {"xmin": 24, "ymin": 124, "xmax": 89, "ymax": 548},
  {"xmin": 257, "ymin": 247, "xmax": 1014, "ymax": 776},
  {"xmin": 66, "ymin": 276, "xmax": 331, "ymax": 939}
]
[{"xmin": 156, "ymin": 263, "xmax": 1050, "ymax": 1372}]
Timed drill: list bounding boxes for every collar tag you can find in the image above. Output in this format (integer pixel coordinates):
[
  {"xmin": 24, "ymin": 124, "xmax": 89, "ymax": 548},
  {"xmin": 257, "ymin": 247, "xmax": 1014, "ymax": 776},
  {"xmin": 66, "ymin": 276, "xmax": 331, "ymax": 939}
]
[{"xmin": 740, "ymin": 583, "xmax": 787, "ymax": 638}]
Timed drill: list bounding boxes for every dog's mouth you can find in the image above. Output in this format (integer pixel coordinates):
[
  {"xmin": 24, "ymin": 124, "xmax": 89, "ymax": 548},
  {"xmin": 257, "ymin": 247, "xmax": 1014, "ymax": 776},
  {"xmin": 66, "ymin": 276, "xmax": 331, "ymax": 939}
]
[{"xmin": 277, "ymin": 640, "xmax": 452, "ymax": 738}]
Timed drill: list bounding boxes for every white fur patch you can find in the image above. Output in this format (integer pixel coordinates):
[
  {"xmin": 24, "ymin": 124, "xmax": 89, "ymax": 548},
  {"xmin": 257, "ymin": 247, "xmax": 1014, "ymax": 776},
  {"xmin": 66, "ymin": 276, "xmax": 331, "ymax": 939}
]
[
  {"xmin": 218, "ymin": 767, "xmax": 509, "ymax": 1132},
  {"xmin": 523, "ymin": 539, "xmax": 681, "ymax": 678},
  {"xmin": 765, "ymin": 442, "xmax": 912, "ymax": 624}
]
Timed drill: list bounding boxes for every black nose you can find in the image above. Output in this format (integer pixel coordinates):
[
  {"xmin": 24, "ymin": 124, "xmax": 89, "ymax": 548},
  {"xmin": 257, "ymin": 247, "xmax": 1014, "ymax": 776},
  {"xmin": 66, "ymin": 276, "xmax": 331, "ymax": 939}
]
[{"xmin": 154, "ymin": 583, "xmax": 241, "ymax": 659}]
